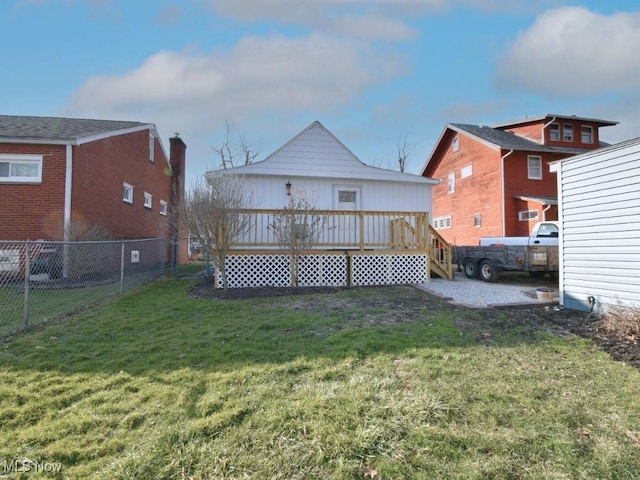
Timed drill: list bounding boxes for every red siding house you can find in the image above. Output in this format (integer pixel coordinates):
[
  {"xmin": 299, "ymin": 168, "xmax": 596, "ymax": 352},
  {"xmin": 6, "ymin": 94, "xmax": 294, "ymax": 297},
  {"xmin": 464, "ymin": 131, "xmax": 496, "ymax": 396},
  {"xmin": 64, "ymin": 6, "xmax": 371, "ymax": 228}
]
[
  {"xmin": 0, "ymin": 115, "xmax": 187, "ymax": 263},
  {"xmin": 420, "ymin": 114, "xmax": 617, "ymax": 245}
]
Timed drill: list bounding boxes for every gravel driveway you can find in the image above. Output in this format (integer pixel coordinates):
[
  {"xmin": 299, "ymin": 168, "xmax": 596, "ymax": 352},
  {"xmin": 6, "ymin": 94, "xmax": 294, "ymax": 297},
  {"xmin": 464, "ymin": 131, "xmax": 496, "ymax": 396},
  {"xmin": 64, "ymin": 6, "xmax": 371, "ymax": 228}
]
[{"xmin": 416, "ymin": 271, "xmax": 559, "ymax": 308}]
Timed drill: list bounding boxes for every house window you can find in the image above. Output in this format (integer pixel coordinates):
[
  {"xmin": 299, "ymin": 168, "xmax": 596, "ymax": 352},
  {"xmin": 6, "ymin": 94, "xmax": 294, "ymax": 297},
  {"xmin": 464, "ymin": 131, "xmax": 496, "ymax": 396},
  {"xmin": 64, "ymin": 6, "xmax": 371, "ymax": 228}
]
[
  {"xmin": 447, "ymin": 172, "xmax": 455, "ymax": 193},
  {"xmin": 528, "ymin": 156, "xmax": 542, "ymax": 180},
  {"xmin": 160, "ymin": 200, "xmax": 168, "ymax": 216},
  {"xmin": 519, "ymin": 210, "xmax": 539, "ymax": 221},
  {"xmin": 549, "ymin": 124, "xmax": 560, "ymax": 141},
  {"xmin": 563, "ymin": 124, "xmax": 573, "ymax": 142},
  {"xmin": 434, "ymin": 216, "xmax": 452, "ymax": 229},
  {"xmin": 461, "ymin": 164, "xmax": 473, "ymax": 178},
  {"xmin": 474, "ymin": 213, "xmax": 481, "ymax": 228},
  {"xmin": 581, "ymin": 125, "xmax": 593, "ymax": 144},
  {"xmin": 149, "ymin": 132, "xmax": 155, "ymax": 163},
  {"xmin": 334, "ymin": 186, "xmax": 360, "ymax": 210},
  {"xmin": 144, "ymin": 192, "xmax": 152, "ymax": 209},
  {"xmin": 0, "ymin": 154, "xmax": 43, "ymax": 183},
  {"xmin": 123, "ymin": 182, "xmax": 134, "ymax": 204},
  {"xmin": 452, "ymin": 136, "xmax": 459, "ymax": 152}
]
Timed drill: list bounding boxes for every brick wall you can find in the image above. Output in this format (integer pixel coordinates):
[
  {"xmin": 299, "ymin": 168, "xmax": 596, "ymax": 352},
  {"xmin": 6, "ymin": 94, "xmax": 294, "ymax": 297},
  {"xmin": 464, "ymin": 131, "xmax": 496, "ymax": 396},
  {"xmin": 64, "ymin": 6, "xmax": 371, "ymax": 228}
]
[
  {"xmin": 426, "ymin": 131, "xmax": 504, "ymax": 245},
  {"xmin": 0, "ymin": 143, "xmax": 67, "ymax": 240},
  {"xmin": 71, "ymin": 130, "xmax": 172, "ymax": 240}
]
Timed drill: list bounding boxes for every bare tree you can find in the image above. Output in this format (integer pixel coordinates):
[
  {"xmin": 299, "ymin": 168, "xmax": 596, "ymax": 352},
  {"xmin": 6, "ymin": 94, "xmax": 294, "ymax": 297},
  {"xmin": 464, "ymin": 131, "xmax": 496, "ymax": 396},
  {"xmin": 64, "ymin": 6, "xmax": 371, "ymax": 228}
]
[
  {"xmin": 184, "ymin": 173, "xmax": 253, "ymax": 291},
  {"xmin": 269, "ymin": 187, "xmax": 332, "ymax": 287},
  {"xmin": 212, "ymin": 120, "xmax": 260, "ymax": 169},
  {"xmin": 396, "ymin": 134, "xmax": 413, "ymax": 173}
]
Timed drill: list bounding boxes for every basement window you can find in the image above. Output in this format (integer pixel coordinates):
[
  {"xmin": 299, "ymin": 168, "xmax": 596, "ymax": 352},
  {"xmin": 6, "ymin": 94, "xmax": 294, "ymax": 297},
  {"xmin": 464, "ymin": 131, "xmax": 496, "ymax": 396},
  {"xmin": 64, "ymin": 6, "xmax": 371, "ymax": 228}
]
[{"xmin": 434, "ymin": 216, "xmax": 452, "ymax": 229}]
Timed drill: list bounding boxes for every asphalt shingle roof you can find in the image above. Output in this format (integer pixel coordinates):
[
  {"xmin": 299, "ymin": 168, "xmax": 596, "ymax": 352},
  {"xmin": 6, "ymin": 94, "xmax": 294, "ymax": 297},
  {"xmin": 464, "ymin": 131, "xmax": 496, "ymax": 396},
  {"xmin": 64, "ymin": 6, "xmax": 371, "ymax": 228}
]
[
  {"xmin": 0, "ymin": 115, "xmax": 149, "ymax": 142},
  {"xmin": 450, "ymin": 123, "xmax": 590, "ymax": 155}
]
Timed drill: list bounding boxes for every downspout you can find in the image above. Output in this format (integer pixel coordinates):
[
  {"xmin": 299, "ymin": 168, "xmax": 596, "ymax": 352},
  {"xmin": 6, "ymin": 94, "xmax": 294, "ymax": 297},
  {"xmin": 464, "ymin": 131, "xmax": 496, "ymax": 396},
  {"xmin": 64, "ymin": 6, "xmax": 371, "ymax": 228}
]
[
  {"xmin": 542, "ymin": 203, "xmax": 551, "ymax": 221},
  {"xmin": 64, "ymin": 144, "xmax": 73, "ymax": 241},
  {"xmin": 500, "ymin": 149, "xmax": 514, "ymax": 236},
  {"xmin": 63, "ymin": 144, "xmax": 73, "ymax": 279},
  {"xmin": 542, "ymin": 116, "xmax": 557, "ymax": 144}
]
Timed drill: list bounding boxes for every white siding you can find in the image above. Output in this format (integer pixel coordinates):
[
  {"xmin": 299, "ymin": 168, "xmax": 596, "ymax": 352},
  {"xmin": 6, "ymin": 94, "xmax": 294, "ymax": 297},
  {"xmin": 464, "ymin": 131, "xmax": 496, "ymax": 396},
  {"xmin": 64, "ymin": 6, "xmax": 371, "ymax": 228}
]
[
  {"xmin": 556, "ymin": 138, "xmax": 640, "ymax": 312},
  {"xmin": 245, "ymin": 175, "xmax": 432, "ymax": 212}
]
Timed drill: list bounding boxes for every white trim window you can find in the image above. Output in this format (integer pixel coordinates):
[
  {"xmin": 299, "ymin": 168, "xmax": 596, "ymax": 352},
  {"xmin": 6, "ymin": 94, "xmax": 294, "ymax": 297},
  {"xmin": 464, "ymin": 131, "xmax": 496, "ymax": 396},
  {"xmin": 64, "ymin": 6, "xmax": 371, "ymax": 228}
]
[
  {"xmin": 434, "ymin": 216, "xmax": 452, "ymax": 229},
  {"xmin": 563, "ymin": 124, "xmax": 573, "ymax": 142},
  {"xmin": 160, "ymin": 200, "xmax": 168, "ymax": 216},
  {"xmin": 461, "ymin": 164, "xmax": 473, "ymax": 179},
  {"xmin": 519, "ymin": 210, "xmax": 539, "ymax": 221},
  {"xmin": 149, "ymin": 132, "xmax": 155, "ymax": 163},
  {"xmin": 527, "ymin": 155, "xmax": 542, "ymax": 180},
  {"xmin": 549, "ymin": 124, "xmax": 560, "ymax": 141},
  {"xmin": 123, "ymin": 182, "xmax": 134, "ymax": 204},
  {"xmin": 447, "ymin": 172, "xmax": 455, "ymax": 193},
  {"xmin": 581, "ymin": 125, "xmax": 593, "ymax": 144},
  {"xmin": 144, "ymin": 192, "xmax": 153, "ymax": 209},
  {"xmin": 452, "ymin": 136, "xmax": 460, "ymax": 152},
  {"xmin": 0, "ymin": 154, "xmax": 43, "ymax": 183}
]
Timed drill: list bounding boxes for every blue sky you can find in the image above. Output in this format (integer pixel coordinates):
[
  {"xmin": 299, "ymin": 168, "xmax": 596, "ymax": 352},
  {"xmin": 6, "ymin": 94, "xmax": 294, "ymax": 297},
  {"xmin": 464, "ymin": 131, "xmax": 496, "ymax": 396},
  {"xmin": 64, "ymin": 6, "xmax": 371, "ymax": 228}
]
[{"xmin": 3, "ymin": 0, "xmax": 640, "ymax": 184}]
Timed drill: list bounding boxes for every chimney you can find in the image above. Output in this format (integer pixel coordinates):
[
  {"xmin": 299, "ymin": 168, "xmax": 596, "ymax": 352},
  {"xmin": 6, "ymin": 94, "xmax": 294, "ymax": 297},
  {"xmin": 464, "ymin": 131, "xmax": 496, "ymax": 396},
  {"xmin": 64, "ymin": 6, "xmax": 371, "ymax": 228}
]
[{"xmin": 169, "ymin": 133, "xmax": 187, "ymax": 266}]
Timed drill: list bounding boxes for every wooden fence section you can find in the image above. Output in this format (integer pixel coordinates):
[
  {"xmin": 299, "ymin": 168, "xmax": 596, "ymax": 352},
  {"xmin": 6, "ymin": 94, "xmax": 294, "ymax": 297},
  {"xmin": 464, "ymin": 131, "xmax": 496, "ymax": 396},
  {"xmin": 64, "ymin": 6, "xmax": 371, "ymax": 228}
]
[{"xmin": 224, "ymin": 209, "xmax": 453, "ymax": 280}]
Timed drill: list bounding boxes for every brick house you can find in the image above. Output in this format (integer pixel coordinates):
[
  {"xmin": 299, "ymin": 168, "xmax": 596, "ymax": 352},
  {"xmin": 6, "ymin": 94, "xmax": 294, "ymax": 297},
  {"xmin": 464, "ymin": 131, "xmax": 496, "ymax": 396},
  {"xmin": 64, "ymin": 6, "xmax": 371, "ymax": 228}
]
[
  {"xmin": 0, "ymin": 115, "xmax": 187, "ymax": 263},
  {"xmin": 420, "ymin": 114, "xmax": 617, "ymax": 245}
]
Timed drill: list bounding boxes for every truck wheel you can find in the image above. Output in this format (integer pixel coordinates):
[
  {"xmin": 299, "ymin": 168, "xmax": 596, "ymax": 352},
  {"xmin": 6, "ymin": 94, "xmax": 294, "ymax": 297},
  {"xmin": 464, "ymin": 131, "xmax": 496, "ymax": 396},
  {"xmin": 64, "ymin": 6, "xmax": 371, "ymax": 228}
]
[
  {"xmin": 479, "ymin": 259, "xmax": 499, "ymax": 282},
  {"xmin": 463, "ymin": 259, "xmax": 479, "ymax": 279}
]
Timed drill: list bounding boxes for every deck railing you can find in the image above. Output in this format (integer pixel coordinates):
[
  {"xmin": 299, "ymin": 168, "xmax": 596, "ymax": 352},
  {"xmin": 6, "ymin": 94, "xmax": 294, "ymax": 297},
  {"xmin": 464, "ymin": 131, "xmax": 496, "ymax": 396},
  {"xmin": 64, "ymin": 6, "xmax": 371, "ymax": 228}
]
[{"xmin": 218, "ymin": 208, "xmax": 452, "ymax": 279}]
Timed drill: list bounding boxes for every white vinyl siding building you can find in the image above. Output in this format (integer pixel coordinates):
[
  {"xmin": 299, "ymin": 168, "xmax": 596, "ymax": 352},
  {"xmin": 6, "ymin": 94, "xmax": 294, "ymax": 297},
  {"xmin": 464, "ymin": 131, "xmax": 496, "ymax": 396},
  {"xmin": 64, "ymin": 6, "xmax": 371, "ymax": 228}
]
[
  {"xmin": 213, "ymin": 121, "xmax": 438, "ymax": 213},
  {"xmin": 551, "ymin": 137, "xmax": 640, "ymax": 312}
]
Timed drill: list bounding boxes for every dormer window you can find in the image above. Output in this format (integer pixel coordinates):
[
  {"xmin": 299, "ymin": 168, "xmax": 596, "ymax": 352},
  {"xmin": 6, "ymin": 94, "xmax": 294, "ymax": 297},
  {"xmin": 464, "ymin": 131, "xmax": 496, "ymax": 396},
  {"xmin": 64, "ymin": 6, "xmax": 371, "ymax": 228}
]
[
  {"xmin": 563, "ymin": 124, "xmax": 574, "ymax": 142},
  {"xmin": 581, "ymin": 125, "xmax": 593, "ymax": 144},
  {"xmin": 549, "ymin": 124, "xmax": 560, "ymax": 141}
]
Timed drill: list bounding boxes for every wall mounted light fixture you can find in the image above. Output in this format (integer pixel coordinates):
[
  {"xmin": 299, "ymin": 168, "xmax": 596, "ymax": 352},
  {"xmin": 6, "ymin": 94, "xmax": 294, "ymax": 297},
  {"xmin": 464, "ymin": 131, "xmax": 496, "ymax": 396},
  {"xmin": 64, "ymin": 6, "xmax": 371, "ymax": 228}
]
[{"xmin": 286, "ymin": 181, "xmax": 292, "ymax": 195}]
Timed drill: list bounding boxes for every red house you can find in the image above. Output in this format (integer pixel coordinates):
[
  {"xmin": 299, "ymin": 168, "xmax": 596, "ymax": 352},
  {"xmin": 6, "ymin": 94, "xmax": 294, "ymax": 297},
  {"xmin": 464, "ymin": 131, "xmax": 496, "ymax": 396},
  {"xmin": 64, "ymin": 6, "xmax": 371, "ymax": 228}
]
[
  {"xmin": 0, "ymin": 115, "xmax": 187, "ymax": 263},
  {"xmin": 420, "ymin": 114, "xmax": 617, "ymax": 245}
]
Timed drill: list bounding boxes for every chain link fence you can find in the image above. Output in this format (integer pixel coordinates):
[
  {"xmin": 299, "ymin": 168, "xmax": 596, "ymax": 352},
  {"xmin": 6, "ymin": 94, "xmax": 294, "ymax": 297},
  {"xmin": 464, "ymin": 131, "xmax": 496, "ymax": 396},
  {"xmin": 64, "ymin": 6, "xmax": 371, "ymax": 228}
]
[{"xmin": 0, "ymin": 238, "xmax": 167, "ymax": 338}]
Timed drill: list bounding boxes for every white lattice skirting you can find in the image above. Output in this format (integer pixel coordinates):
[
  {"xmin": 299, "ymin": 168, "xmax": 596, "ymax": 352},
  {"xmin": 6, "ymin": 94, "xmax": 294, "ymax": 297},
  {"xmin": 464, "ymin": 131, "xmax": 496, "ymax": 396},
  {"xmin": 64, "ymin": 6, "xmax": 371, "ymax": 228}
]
[{"xmin": 217, "ymin": 252, "xmax": 428, "ymax": 289}]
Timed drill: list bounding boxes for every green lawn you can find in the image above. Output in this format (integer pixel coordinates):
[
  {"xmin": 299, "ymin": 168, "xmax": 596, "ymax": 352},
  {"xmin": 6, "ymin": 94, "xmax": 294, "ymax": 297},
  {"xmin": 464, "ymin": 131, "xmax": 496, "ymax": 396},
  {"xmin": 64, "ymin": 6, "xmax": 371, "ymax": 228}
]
[{"xmin": 1, "ymin": 278, "xmax": 639, "ymax": 479}]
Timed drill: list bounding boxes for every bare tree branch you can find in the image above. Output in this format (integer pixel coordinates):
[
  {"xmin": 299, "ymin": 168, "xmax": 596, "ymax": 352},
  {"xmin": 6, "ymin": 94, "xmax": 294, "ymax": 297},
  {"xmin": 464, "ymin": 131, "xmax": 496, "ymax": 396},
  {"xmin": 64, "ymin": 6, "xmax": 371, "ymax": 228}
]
[{"xmin": 182, "ymin": 173, "xmax": 253, "ymax": 291}]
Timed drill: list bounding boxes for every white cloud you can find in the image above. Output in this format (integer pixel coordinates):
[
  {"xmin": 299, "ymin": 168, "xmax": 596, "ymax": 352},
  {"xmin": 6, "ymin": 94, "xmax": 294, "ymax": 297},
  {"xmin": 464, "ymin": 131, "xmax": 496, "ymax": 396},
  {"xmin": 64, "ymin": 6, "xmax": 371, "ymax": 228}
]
[
  {"xmin": 66, "ymin": 34, "xmax": 406, "ymax": 134},
  {"xmin": 496, "ymin": 7, "xmax": 640, "ymax": 96}
]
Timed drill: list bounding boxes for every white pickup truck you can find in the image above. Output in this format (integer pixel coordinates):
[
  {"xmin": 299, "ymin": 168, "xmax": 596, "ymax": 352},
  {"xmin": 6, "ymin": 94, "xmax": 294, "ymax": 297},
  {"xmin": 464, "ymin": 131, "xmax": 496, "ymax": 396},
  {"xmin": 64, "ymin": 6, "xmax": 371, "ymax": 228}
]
[
  {"xmin": 454, "ymin": 221, "xmax": 560, "ymax": 282},
  {"xmin": 479, "ymin": 221, "xmax": 559, "ymax": 247}
]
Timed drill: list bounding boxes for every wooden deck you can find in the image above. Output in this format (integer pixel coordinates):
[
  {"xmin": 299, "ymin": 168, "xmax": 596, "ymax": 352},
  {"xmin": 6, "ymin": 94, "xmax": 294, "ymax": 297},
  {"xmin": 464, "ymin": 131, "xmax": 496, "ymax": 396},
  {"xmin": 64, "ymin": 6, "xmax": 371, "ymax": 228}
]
[{"xmin": 220, "ymin": 208, "xmax": 453, "ymax": 281}]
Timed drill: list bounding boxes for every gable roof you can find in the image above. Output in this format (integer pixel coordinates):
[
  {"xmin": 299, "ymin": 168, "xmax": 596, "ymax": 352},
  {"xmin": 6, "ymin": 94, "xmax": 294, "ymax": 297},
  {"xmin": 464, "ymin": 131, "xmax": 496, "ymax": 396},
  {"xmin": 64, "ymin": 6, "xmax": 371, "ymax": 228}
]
[
  {"xmin": 0, "ymin": 115, "xmax": 158, "ymax": 145},
  {"xmin": 220, "ymin": 121, "xmax": 438, "ymax": 185}
]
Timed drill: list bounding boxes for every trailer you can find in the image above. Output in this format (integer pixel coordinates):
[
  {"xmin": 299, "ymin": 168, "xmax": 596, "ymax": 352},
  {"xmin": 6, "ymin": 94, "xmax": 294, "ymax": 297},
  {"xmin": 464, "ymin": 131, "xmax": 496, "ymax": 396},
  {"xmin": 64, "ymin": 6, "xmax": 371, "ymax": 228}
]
[{"xmin": 454, "ymin": 244, "xmax": 559, "ymax": 282}]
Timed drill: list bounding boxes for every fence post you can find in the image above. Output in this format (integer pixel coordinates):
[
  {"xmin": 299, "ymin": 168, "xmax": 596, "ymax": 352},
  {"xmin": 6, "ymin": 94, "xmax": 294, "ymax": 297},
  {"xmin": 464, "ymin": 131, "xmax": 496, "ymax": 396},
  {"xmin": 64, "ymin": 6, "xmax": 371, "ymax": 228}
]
[
  {"xmin": 23, "ymin": 241, "xmax": 31, "ymax": 331},
  {"xmin": 119, "ymin": 241, "xmax": 125, "ymax": 295}
]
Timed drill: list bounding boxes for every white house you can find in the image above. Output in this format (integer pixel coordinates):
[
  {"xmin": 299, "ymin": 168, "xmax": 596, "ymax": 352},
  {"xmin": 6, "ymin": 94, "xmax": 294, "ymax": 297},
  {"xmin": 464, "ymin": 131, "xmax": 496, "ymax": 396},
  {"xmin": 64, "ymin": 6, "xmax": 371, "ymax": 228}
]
[
  {"xmin": 551, "ymin": 137, "xmax": 640, "ymax": 312},
  {"xmin": 203, "ymin": 121, "xmax": 450, "ymax": 288},
  {"xmin": 213, "ymin": 120, "xmax": 439, "ymax": 212}
]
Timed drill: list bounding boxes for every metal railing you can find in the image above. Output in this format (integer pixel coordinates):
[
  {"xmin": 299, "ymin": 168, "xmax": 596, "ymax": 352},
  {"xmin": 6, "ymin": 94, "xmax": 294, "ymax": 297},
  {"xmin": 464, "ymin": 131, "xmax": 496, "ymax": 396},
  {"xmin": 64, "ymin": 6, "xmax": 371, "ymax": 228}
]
[{"xmin": 0, "ymin": 238, "xmax": 166, "ymax": 337}]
